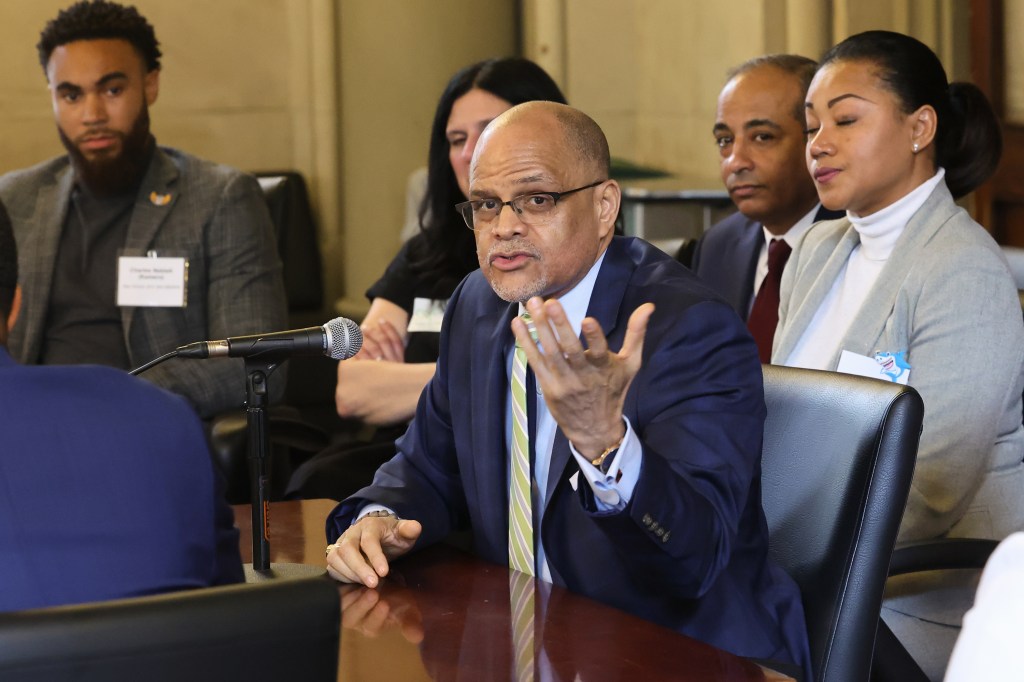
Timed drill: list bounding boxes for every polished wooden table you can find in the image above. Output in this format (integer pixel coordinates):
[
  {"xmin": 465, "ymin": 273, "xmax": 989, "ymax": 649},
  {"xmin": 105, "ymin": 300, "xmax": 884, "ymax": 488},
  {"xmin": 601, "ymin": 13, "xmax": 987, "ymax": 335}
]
[{"xmin": 234, "ymin": 499, "xmax": 793, "ymax": 681}]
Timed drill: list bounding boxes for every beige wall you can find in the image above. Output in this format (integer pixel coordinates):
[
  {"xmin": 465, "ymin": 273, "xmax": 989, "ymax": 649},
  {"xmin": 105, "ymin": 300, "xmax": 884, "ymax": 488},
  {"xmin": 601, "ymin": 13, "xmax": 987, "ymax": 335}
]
[
  {"xmin": 0, "ymin": 0, "xmax": 988, "ymax": 317},
  {"xmin": 525, "ymin": 0, "xmax": 971, "ymax": 192},
  {"xmin": 335, "ymin": 0, "xmax": 516, "ymax": 316},
  {"xmin": 0, "ymin": 0, "xmax": 514, "ymax": 320},
  {"xmin": 552, "ymin": 0, "xmax": 833, "ymax": 190},
  {"xmin": 0, "ymin": 0, "xmax": 320, "ymax": 172}
]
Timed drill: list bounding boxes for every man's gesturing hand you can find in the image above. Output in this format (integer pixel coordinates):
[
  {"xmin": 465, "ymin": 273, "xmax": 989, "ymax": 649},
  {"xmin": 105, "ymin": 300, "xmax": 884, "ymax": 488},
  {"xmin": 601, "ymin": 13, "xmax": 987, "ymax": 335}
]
[
  {"xmin": 326, "ymin": 514, "xmax": 422, "ymax": 587},
  {"xmin": 511, "ymin": 297, "xmax": 655, "ymax": 458}
]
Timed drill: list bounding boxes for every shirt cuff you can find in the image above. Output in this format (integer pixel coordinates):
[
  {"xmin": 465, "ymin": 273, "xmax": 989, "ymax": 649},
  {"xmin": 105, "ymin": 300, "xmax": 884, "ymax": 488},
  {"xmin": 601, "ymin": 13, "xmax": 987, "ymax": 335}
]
[
  {"xmin": 569, "ymin": 416, "xmax": 641, "ymax": 511},
  {"xmin": 353, "ymin": 503, "xmax": 395, "ymax": 524}
]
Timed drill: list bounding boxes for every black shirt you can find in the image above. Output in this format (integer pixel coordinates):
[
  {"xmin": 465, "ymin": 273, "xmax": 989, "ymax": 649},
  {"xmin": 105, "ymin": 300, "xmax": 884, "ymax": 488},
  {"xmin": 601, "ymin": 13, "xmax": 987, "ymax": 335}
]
[
  {"xmin": 40, "ymin": 184, "xmax": 134, "ymax": 367},
  {"xmin": 365, "ymin": 235, "xmax": 470, "ymax": 364}
]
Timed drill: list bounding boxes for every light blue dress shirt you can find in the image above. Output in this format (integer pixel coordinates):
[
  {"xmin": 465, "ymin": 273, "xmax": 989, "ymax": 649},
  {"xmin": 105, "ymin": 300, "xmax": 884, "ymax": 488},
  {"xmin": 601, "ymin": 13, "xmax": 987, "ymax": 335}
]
[{"xmin": 508, "ymin": 250, "xmax": 642, "ymax": 582}]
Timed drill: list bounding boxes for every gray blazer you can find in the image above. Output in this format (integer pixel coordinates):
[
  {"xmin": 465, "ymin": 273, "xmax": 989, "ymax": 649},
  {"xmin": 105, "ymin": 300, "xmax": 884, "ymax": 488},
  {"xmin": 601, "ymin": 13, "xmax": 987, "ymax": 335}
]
[
  {"xmin": 774, "ymin": 182, "xmax": 1024, "ymax": 543},
  {"xmin": 0, "ymin": 147, "xmax": 288, "ymax": 418}
]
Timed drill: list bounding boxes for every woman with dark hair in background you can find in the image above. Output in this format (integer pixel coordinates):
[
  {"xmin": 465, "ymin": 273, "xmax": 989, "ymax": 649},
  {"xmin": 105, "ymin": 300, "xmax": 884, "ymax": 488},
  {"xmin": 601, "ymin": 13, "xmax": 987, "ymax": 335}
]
[
  {"xmin": 773, "ymin": 30, "xmax": 1024, "ymax": 679},
  {"xmin": 287, "ymin": 58, "xmax": 566, "ymax": 499}
]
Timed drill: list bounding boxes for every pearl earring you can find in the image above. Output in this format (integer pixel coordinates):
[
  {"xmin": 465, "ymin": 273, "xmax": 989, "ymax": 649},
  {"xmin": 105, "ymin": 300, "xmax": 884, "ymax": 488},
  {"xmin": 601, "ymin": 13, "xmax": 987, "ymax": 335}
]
[{"xmin": 912, "ymin": 143, "xmax": 920, "ymax": 153}]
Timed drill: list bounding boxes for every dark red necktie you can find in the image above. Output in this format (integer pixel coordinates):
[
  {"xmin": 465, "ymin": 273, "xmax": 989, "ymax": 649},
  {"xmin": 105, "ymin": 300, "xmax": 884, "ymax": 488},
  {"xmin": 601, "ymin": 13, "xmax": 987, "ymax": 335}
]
[{"xmin": 747, "ymin": 239, "xmax": 792, "ymax": 364}]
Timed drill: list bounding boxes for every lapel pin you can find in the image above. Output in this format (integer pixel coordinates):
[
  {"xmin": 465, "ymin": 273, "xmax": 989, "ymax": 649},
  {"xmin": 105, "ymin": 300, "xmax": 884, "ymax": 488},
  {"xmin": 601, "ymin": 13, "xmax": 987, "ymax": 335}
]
[{"xmin": 149, "ymin": 191, "xmax": 172, "ymax": 206}]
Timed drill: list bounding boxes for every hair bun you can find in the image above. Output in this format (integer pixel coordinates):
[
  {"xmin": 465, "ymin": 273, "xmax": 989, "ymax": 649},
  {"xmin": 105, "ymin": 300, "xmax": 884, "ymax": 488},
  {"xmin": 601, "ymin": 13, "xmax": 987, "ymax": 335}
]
[{"xmin": 942, "ymin": 81, "xmax": 1002, "ymax": 198}]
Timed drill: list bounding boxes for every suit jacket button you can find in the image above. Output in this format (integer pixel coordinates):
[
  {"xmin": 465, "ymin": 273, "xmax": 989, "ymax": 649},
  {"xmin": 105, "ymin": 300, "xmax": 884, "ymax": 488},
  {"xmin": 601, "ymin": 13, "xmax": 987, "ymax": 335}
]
[
  {"xmin": 662, "ymin": 531, "xmax": 671, "ymax": 543},
  {"xmin": 642, "ymin": 513, "xmax": 653, "ymax": 526}
]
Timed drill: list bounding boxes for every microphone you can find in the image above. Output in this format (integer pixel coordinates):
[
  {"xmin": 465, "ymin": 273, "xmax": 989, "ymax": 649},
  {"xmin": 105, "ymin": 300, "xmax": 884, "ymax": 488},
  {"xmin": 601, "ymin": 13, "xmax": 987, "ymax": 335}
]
[{"xmin": 175, "ymin": 317, "xmax": 362, "ymax": 361}]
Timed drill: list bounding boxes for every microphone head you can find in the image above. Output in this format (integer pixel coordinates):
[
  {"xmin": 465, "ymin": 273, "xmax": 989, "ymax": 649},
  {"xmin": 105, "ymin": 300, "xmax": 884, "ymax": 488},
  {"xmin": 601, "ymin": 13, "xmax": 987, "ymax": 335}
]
[{"xmin": 324, "ymin": 317, "xmax": 362, "ymax": 360}]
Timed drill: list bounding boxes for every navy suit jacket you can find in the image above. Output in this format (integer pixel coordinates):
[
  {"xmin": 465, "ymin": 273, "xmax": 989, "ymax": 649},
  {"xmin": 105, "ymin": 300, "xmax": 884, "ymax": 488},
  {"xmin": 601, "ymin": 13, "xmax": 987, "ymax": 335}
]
[
  {"xmin": 0, "ymin": 347, "xmax": 243, "ymax": 612},
  {"xmin": 327, "ymin": 237, "xmax": 809, "ymax": 672},
  {"xmin": 692, "ymin": 206, "xmax": 843, "ymax": 320}
]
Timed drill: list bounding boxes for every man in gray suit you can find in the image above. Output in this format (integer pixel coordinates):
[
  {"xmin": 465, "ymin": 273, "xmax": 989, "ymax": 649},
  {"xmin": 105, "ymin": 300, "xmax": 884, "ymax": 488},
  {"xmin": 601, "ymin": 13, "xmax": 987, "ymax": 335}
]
[{"xmin": 0, "ymin": 0, "xmax": 287, "ymax": 418}]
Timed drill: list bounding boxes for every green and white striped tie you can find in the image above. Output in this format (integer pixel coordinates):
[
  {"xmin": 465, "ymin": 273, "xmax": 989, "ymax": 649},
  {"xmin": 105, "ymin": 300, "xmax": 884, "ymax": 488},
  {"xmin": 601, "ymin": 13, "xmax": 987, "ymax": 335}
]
[
  {"xmin": 509, "ymin": 569, "xmax": 536, "ymax": 682},
  {"xmin": 508, "ymin": 312, "xmax": 536, "ymax": 576}
]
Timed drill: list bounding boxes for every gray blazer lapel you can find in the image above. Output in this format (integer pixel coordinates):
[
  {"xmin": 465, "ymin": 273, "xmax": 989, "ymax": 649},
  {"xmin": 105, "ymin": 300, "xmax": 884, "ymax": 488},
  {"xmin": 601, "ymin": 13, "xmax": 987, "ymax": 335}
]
[
  {"xmin": 14, "ymin": 167, "xmax": 74, "ymax": 363},
  {"xmin": 834, "ymin": 183, "xmax": 959, "ymax": 365},
  {"xmin": 774, "ymin": 225, "xmax": 859, "ymax": 363},
  {"xmin": 124, "ymin": 148, "xmax": 179, "ymax": 252},
  {"xmin": 121, "ymin": 149, "xmax": 180, "ymax": 334}
]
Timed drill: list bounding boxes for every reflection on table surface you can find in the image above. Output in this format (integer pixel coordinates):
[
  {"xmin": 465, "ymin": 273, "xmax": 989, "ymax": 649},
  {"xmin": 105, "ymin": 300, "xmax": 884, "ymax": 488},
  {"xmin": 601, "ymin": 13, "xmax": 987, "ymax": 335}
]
[{"xmin": 234, "ymin": 499, "xmax": 792, "ymax": 681}]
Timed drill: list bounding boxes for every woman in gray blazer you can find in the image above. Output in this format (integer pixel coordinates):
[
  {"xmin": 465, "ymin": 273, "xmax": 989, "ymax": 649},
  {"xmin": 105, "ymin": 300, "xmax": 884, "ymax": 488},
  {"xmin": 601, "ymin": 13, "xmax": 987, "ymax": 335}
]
[{"xmin": 774, "ymin": 30, "xmax": 1024, "ymax": 680}]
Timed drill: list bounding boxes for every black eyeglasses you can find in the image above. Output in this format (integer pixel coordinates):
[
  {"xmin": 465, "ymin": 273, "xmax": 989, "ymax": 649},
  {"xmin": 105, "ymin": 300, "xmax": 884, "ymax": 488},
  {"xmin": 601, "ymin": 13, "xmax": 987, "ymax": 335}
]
[{"xmin": 455, "ymin": 180, "xmax": 605, "ymax": 230}]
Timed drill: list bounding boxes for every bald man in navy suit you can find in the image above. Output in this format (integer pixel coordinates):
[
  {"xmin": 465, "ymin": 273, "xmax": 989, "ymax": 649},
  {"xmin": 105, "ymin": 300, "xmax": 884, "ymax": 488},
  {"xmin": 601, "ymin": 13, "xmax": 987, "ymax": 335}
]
[{"xmin": 325, "ymin": 102, "xmax": 811, "ymax": 677}]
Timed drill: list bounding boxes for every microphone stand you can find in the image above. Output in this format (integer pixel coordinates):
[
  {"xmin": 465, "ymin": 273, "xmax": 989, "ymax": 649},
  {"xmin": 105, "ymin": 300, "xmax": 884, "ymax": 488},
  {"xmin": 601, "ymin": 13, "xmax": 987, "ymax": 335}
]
[
  {"xmin": 243, "ymin": 356, "xmax": 325, "ymax": 581},
  {"xmin": 245, "ymin": 357, "xmax": 273, "ymax": 571},
  {"xmin": 131, "ymin": 351, "xmax": 325, "ymax": 581}
]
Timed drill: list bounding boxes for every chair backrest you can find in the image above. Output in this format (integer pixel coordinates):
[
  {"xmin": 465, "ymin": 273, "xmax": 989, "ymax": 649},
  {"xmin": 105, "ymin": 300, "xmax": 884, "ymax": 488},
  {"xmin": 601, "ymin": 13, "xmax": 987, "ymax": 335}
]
[
  {"xmin": 1000, "ymin": 245, "xmax": 1024, "ymax": 290},
  {"xmin": 0, "ymin": 576, "xmax": 340, "ymax": 682},
  {"xmin": 760, "ymin": 365, "xmax": 923, "ymax": 682},
  {"xmin": 255, "ymin": 171, "xmax": 325, "ymax": 318}
]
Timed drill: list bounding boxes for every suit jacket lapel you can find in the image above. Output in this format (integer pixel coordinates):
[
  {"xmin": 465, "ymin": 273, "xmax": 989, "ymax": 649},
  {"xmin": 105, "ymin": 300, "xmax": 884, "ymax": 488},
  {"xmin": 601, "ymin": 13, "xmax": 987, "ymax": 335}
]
[
  {"xmin": 771, "ymin": 204, "xmax": 845, "ymax": 358},
  {"xmin": 834, "ymin": 183, "xmax": 957, "ymax": 363},
  {"xmin": 470, "ymin": 300, "xmax": 518, "ymax": 555},
  {"xmin": 735, "ymin": 217, "xmax": 762, "ymax": 317},
  {"xmin": 121, "ymin": 148, "xmax": 179, "ymax": 335},
  {"xmin": 15, "ymin": 166, "xmax": 74, "ymax": 363},
  {"xmin": 583, "ymin": 239, "xmax": 630, "ymax": 338},
  {"xmin": 773, "ymin": 225, "xmax": 859, "ymax": 363},
  {"xmin": 775, "ymin": 183, "xmax": 957, "ymax": 366}
]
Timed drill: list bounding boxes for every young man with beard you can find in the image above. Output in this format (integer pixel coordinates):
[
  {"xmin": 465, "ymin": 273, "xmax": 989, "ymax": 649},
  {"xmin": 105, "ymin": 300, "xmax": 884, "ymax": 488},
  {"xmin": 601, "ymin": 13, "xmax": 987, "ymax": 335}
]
[{"xmin": 0, "ymin": 0, "xmax": 286, "ymax": 418}]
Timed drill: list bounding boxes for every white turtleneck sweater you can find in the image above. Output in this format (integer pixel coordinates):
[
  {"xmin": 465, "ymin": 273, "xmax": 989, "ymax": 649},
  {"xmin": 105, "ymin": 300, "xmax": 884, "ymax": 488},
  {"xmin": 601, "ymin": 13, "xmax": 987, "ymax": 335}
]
[{"xmin": 786, "ymin": 169, "xmax": 946, "ymax": 370}]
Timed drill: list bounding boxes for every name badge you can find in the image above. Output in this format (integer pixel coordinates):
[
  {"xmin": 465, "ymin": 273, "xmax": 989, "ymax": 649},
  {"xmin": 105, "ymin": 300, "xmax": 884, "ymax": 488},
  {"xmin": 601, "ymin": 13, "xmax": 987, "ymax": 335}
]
[
  {"xmin": 117, "ymin": 256, "xmax": 188, "ymax": 307},
  {"xmin": 837, "ymin": 349, "xmax": 911, "ymax": 385},
  {"xmin": 406, "ymin": 297, "xmax": 447, "ymax": 333}
]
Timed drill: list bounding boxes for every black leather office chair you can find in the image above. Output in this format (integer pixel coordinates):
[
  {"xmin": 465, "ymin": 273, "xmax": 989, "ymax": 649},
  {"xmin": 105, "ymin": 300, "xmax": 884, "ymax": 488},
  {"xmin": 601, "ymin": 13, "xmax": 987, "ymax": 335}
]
[
  {"xmin": 209, "ymin": 171, "xmax": 338, "ymax": 502},
  {"xmin": 760, "ymin": 365, "xmax": 924, "ymax": 682},
  {"xmin": 673, "ymin": 237, "xmax": 698, "ymax": 269},
  {"xmin": 255, "ymin": 169, "xmax": 337, "ymax": 444},
  {"xmin": 871, "ymin": 538, "xmax": 999, "ymax": 682},
  {"xmin": 254, "ymin": 171, "xmax": 325, "ymax": 322},
  {"xmin": 0, "ymin": 577, "xmax": 340, "ymax": 682},
  {"xmin": 998, "ymin": 245, "xmax": 1024, "ymax": 316}
]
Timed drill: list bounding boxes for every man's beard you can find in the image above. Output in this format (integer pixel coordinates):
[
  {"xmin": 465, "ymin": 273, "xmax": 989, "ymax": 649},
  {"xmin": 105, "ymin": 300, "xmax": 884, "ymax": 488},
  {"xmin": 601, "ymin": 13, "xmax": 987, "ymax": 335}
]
[
  {"xmin": 59, "ymin": 106, "xmax": 155, "ymax": 197},
  {"xmin": 481, "ymin": 238, "xmax": 548, "ymax": 303}
]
